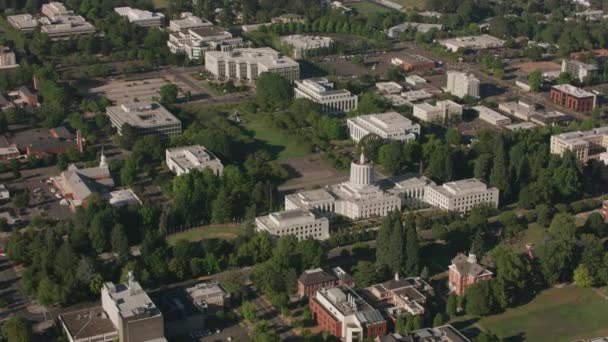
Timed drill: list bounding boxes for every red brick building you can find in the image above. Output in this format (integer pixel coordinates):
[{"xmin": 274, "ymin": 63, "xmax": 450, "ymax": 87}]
[
  {"xmin": 391, "ymin": 54, "xmax": 436, "ymax": 72},
  {"xmin": 448, "ymin": 253, "xmax": 493, "ymax": 296},
  {"xmin": 297, "ymin": 267, "xmax": 355, "ymax": 298},
  {"xmin": 550, "ymin": 84, "xmax": 596, "ymax": 112}
]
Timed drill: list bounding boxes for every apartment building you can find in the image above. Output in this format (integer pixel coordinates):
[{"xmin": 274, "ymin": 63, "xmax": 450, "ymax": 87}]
[
  {"xmin": 205, "ymin": 47, "xmax": 300, "ymax": 82},
  {"xmin": 0, "ymin": 46, "xmax": 18, "ymax": 69},
  {"xmin": 550, "ymin": 126, "xmax": 608, "ymax": 163},
  {"xmin": 473, "ymin": 106, "xmax": 512, "ymax": 127},
  {"xmin": 446, "ymin": 71, "xmax": 480, "ymax": 99},
  {"xmin": 255, "ymin": 209, "xmax": 330, "ymax": 241},
  {"xmin": 106, "ymin": 102, "xmax": 182, "ymax": 138},
  {"xmin": 280, "ymin": 35, "xmax": 333, "ymax": 59},
  {"xmin": 550, "ymin": 84, "xmax": 596, "ymax": 112},
  {"xmin": 166, "ymin": 145, "xmax": 224, "ymax": 176},
  {"xmin": 114, "ymin": 7, "xmax": 165, "ymax": 27},
  {"xmin": 448, "ymin": 253, "xmax": 493, "ymax": 296},
  {"xmin": 413, "ymin": 100, "xmax": 463, "ymax": 123},
  {"xmin": 561, "ymin": 59, "xmax": 599, "ymax": 82},
  {"xmin": 424, "ymin": 179, "xmax": 499, "ymax": 213},
  {"xmin": 294, "ymin": 77, "xmax": 357, "ymax": 113},
  {"xmin": 168, "ymin": 26, "xmax": 247, "ymax": 60},
  {"xmin": 347, "ymin": 112, "xmax": 421, "ymax": 142}
]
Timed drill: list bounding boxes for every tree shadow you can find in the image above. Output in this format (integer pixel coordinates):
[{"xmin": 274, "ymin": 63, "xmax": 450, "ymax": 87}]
[{"xmin": 504, "ymin": 332, "xmax": 526, "ymax": 342}]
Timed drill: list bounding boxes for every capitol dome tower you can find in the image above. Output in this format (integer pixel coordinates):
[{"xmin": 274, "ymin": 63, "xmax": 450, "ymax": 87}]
[{"xmin": 350, "ymin": 149, "xmax": 374, "ymax": 187}]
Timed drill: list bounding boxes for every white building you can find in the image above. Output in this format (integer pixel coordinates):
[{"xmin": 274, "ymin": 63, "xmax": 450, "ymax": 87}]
[
  {"xmin": 473, "ymin": 106, "xmax": 512, "ymax": 127},
  {"xmin": 0, "ymin": 184, "xmax": 9, "ymax": 200},
  {"xmin": 0, "ymin": 46, "xmax": 18, "ymax": 69},
  {"xmin": 387, "ymin": 22, "xmax": 442, "ymax": 38},
  {"xmin": 406, "ymin": 75, "xmax": 427, "ymax": 86},
  {"xmin": 424, "ymin": 179, "xmax": 499, "ymax": 213},
  {"xmin": 561, "ymin": 59, "xmax": 599, "ymax": 83},
  {"xmin": 169, "ymin": 12, "xmax": 212, "ymax": 31},
  {"xmin": 439, "ymin": 34, "xmax": 505, "ymax": 52},
  {"xmin": 168, "ymin": 26, "xmax": 248, "ymax": 60},
  {"xmin": 9, "ymin": 2, "xmax": 95, "ymax": 40},
  {"xmin": 280, "ymin": 35, "xmax": 333, "ymax": 59},
  {"xmin": 550, "ymin": 126, "xmax": 608, "ymax": 164},
  {"xmin": 166, "ymin": 145, "xmax": 224, "ymax": 176},
  {"xmin": 413, "ymin": 100, "xmax": 463, "ymax": 123},
  {"xmin": 505, "ymin": 122, "xmax": 538, "ymax": 131},
  {"xmin": 294, "ymin": 78, "xmax": 357, "ymax": 113},
  {"xmin": 106, "ymin": 102, "xmax": 182, "ymax": 138},
  {"xmin": 205, "ymin": 47, "xmax": 300, "ymax": 82},
  {"xmin": 400, "ymin": 89, "xmax": 433, "ymax": 103},
  {"xmin": 375, "ymin": 82, "xmax": 403, "ymax": 95},
  {"xmin": 114, "ymin": 7, "xmax": 165, "ymax": 27},
  {"xmin": 255, "ymin": 208, "xmax": 330, "ymax": 240},
  {"xmin": 108, "ymin": 189, "xmax": 142, "ymax": 208},
  {"xmin": 347, "ymin": 112, "xmax": 420, "ymax": 142},
  {"xmin": 446, "ymin": 71, "xmax": 480, "ymax": 99}
]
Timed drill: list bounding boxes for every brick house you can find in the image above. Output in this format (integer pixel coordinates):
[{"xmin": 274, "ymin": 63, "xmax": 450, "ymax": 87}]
[
  {"xmin": 297, "ymin": 267, "xmax": 355, "ymax": 298},
  {"xmin": 448, "ymin": 253, "xmax": 493, "ymax": 296},
  {"xmin": 550, "ymin": 84, "xmax": 596, "ymax": 112}
]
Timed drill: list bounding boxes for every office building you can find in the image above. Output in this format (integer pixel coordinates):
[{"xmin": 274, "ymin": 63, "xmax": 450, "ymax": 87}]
[
  {"xmin": 363, "ymin": 275, "xmax": 432, "ymax": 317},
  {"xmin": 446, "ymin": 71, "xmax": 480, "ymax": 99},
  {"xmin": 388, "ymin": 22, "xmax": 442, "ymax": 38},
  {"xmin": 7, "ymin": 14, "xmax": 40, "ymax": 32},
  {"xmin": 8, "ymin": 2, "xmax": 96, "ymax": 40},
  {"xmin": 375, "ymin": 82, "xmax": 403, "ymax": 95},
  {"xmin": 106, "ymin": 102, "xmax": 182, "ymax": 138},
  {"xmin": 413, "ymin": 100, "xmax": 463, "ymax": 123},
  {"xmin": 309, "ymin": 287, "xmax": 387, "ymax": 342},
  {"xmin": 271, "ymin": 14, "xmax": 306, "ymax": 24},
  {"xmin": 550, "ymin": 84, "xmax": 596, "ymax": 112},
  {"xmin": 400, "ymin": 90, "xmax": 433, "ymax": 103},
  {"xmin": 186, "ymin": 282, "xmax": 231, "ymax": 314},
  {"xmin": 505, "ymin": 122, "xmax": 538, "ymax": 131},
  {"xmin": 347, "ymin": 112, "xmax": 421, "ymax": 142},
  {"xmin": 404, "ymin": 325, "xmax": 471, "ymax": 342},
  {"xmin": 255, "ymin": 208, "xmax": 330, "ymax": 241},
  {"xmin": 550, "ymin": 126, "xmax": 608, "ymax": 163},
  {"xmin": 169, "ymin": 12, "xmax": 212, "ymax": 31},
  {"xmin": 424, "ymin": 179, "xmax": 499, "ymax": 213},
  {"xmin": 473, "ymin": 106, "xmax": 512, "ymax": 127},
  {"xmin": 448, "ymin": 253, "xmax": 493, "ymax": 296},
  {"xmin": 280, "ymin": 35, "xmax": 333, "ymax": 59},
  {"xmin": 167, "ymin": 26, "xmax": 248, "ymax": 60},
  {"xmin": 391, "ymin": 54, "xmax": 436, "ymax": 72},
  {"xmin": 294, "ymin": 78, "xmax": 357, "ymax": 113},
  {"xmin": 205, "ymin": 47, "xmax": 300, "ymax": 82},
  {"xmin": 298, "ymin": 267, "xmax": 355, "ymax": 298},
  {"xmin": 439, "ymin": 34, "xmax": 505, "ymax": 52},
  {"xmin": 114, "ymin": 7, "xmax": 165, "ymax": 27},
  {"xmin": 166, "ymin": 145, "xmax": 224, "ymax": 176},
  {"xmin": 405, "ymin": 75, "xmax": 427, "ymax": 86},
  {"xmin": 561, "ymin": 59, "xmax": 599, "ymax": 83},
  {"xmin": 0, "ymin": 46, "xmax": 18, "ymax": 69}
]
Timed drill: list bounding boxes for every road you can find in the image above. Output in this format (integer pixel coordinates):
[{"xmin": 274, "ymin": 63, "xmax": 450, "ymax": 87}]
[{"xmin": 250, "ymin": 295, "xmax": 296, "ymax": 341}]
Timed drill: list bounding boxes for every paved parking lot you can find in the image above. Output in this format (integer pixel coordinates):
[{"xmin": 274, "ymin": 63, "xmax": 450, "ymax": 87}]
[{"xmin": 86, "ymin": 76, "xmax": 201, "ymax": 104}]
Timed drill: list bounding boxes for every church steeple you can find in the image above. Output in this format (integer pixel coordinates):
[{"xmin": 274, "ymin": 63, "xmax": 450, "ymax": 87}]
[{"xmin": 99, "ymin": 145, "xmax": 107, "ymax": 168}]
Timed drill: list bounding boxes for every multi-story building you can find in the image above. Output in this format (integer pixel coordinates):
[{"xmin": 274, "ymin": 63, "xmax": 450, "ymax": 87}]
[
  {"xmin": 169, "ymin": 12, "xmax": 212, "ymax": 31},
  {"xmin": 550, "ymin": 84, "xmax": 596, "ymax": 112},
  {"xmin": 294, "ymin": 78, "xmax": 357, "ymax": 113},
  {"xmin": 114, "ymin": 7, "xmax": 165, "ymax": 27},
  {"xmin": 448, "ymin": 253, "xmax": 493, "ymax": 296},
  {"xmin": 9, "ymin": 2, "xmax": 96, "ymax": 40},
  {"xmin": 413, "ymin": 100, "xmax": 463, "ymax": 123},
  {"xmin": 166, "ymin": 145, "xmax": 224, "ymax": 176},
  {"xmin": 309, "ymin": 287, "xmax": 387, "ymax": 342},
  {"xmin": 255, "ymin": 208, "xmax": 330, "ymax": 241},
  {"xmin": 298, "ymin": 267, "xmax": 355, "ymax": 298},
  {"xmin": 375, "ymin": 82, "xmax": 403, "ymax": 95},
  {"xmin": 0, "ymin": 46, "xmax": 18, "ymax": 69},
  {"xmin": 362, "ymin": 275, "xmax": 432, "ymax": 317},
  {"xmin": 387, "ymin": 22, "xmax": 442, "ymax": 37},
  {"xmin": 185, "ymin": 282, "xmax": 231, "ymax": 314},
  {"xmin": 280, "ymin": 35, "xmax": 333, "ymax": 59},
  {"xmin": 405, "ymin": 75, "xmax": 427, "ymax": 86},
  {"xmin": 271, "ymin": 14, "xmax": 306, "ymax": 24},
  {"xmin": 424, "ymin": 179, "xmax": 499, "ymax": 213},
  {"xmin": 167, "ymin": 26, "xmax": 248, "ymax": 60},
  {"xmin": 439, "ymin": 34, "xmax": 505, "ymax": 52},
  {"xmin": 473, "ymin": 106, "xmax": 512, "ymax": 127},
  {"xmin": 391, "ymin": 54, "xmax": 436, "ymax": 72},
  {"xmin": 379, "ymin": 325, "xmax": 471, "ymax": 342},
  {"xmin": 106, "ymin": 102, "xmax": 182, "ymax": 138},
  {"xmin": 561, "ymin": 59, "xmax": 599, "ymax": 82},
  {"xmin": 205, "ymin": 47, "xmax": 300, "ymax": 82},
  {"xmin": 446, "ymin": 71, "xmax": 480, "ymax": 99},
  {"xmin": 347, "ymin": 112, "xmax": 421, "ymax": 142},
  {"xmin": 7, "ymin": 14, "xmax": 41, "ymax": 32},
  {"xmin": 550, "ymin": 126, "xmax": 608, "ymax": 163}
]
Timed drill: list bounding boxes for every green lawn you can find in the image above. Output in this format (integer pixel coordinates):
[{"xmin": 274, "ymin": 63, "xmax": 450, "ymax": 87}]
[
  {"xmin": 242, "ymin": 120, "xmax": 309, "ymax": 161},
  {"xmin": 477, "ymin": 287, "xmax": 608, "ymax": 341},
  {"xmin": 350, "ymin": 1, "xmax": 393, "ymax": 15},
  {"xmin": 167, "ymin": 224, "xmax": 242, "ymax": 245},
  {"xmin": 395, "ymin": 0, "xmax": 428, "ymax": 9}
]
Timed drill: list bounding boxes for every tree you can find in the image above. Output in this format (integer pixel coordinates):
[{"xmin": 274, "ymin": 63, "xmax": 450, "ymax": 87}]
[
  {"xmin": 255, "ymin": 72, "xmax": 293, "ymax": 109},
  {"xmin": 379, "ymin": 142, "xmax": 405, "ymax": 175},
  {"xmin": 376, "ymin": 213, "xmax": 403, "ymax": 274},
  {"xmin": 111, "ymin": 224, "xmax": 129, "ymax": 262},
  {"xmin": 13, "ymin": 191, "xmax": 29, "ymax": 210},
  {"xmin": 557, "ymin": 72, "xmax": 574, "ymax": 85},
  {"xmin": 211, "ymin": 189, "xmax": 232, "ymax": 224},
  {"xmin": 537, "ymin": 239, "xmax": 576, "ymax": 285},
  {"xmin": 250, "ymin": 321, "xmax": 279, "ymax": 342},
  {"xmin": 353, "ymin": 261, "xmax": 377, "ymax": 287},
  {"xmin": 120, "ymin": 159, "xmax": 138, "ymax": 186},
  {"xmin": 160, "ymin": 83, "xmax": 179, "ymax": 105},
  {"xmin": 573, "ymin": 264, "xmax": 594, "ymax": 287},
  {"xmin": 528, "ymin": 69, "xmax": 542, "ymax": 92},
  {"xmin": 536, "ymin": 204, "xmax": 553, "ymax": 227},
  {"xmin": 432, "ymin": 313, "xmax": 445, "ymax": 327},
  {"xmin": 446, "ymin": 293, "xmax": 458, "ymax": 318},
  {"xmin": 241, "ymin": 301, "xmax": 256, "ymax": 321},
  {"xmin": 585, "ymin": 212, "xmax": 606, "ymax": 237},
  {"xmin": 548, "ymin": 213, "xmax": 576, "ymax": 241},
  {"xmin": 465, "ymin": 280, "xmax": 499, "ymax": 316},
  {"xmin": 1, "ymin": 316, "xmax": 32, "ymax": 342},
  {"xmin": 296, "ymin": 239, "xmax": 325, "ymax": 270},
  {"xmin": 404, "ymin": 222, "xmax": 420, "ymax": 276},
  {"xmin": 352, "ymin": 55, "xmax": 364, "ymax": 66},
  {"xmin": 445, "ymin": 128, "xmax": 461, "ymax": 145}
]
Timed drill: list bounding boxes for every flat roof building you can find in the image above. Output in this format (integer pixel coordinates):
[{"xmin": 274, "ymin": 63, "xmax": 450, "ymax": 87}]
[
  {"xmin": 294, "ymin": 77, "xmax": 357, "ymax": 114},
  {"xmin": 166, "ymin": 145, "xmax": 224, "ymax": 176},
  {"xmin": 505, "ymin": 122, "xmax": 538, "ymax": 131},
  {"xmin": 8, "ymin": 2, "xmax": 95, "ymax": 39},
  {"xmin": 271, "ymin": 14, "xmax": 306, "ymax": 24},
  {"xmin": 255, "ymin": 208, "xmax": 330, "ymax": 241},
  {"xmin": 169, "ymin": 12, "xmax": 212, "ymax": 31},
  {"xmin": 168, "ymin": 26, "xmax": 248, "ymax": 60},
  {"xmin": 413, "ymin": 100, "xmax": 463, "ymax": 123},
  {"xmin": 7, "ymin": 14, "xmax": 40, "ymax": 32},
  {"xmin": 446, "ymin": 71, "xmax": 480, "ymax": 99},
  {"xmin": 407, "ymin": 325, "xmax": 471, "ymax": 342},
  {"xmin": 562, "ymin": 59, "xmax": 599, "ymax": 83},
  {"xmin": 186, "ymin": 282, "xmax": 231, "ymax": 314},
  {"xmin": 406, "ymin": 75, "xmax": 427, "ymax": 86},
  {"xmin": 387, "ymin": 22, "xmax": 442, "ymax": 38},
  {"xmin": 424, "ymin": 179, "xmax": 499, "ymax": 213},
  {"xmin": 439, "ymin": 34, "xmax": 505, "ymax": 52},
  {"xmin": 59, "ymin": 306, "xmax": 119, "ymax": 342},
  {"xmin": 363, "ymin": 276, "xmax": 432, "ymax": 317},
  {"xmin": 298, "ymin": 267, "xmax": 355, "ymax": 298},
  {"xmin": 391, "ymin": 54, "xmax": 436, "ymax": 72},
  {"xmin": 347, "ymin": 112, "xmax": 421, "ymax": 143},
  {"xmin": 400, "ymin": 89, "xmax": 434, "ymax": 103},
  {"xmin": 106, "ymin": 102, "xmax": 182, "ymax": 138},
  {"xmin": 473, "ymin": 106, "xmax": 512, "ymax": 127},
  {"xmin": 114, "ymin": 7, "xmax": 165, "ymax": 27},
  {"xmin": 280, "ymin": 35, "xmax": 333, "ymax": 59},
  {"xmin": 375, "ymin": 82, "xmax": 403, "ymax": 95},
  {"xmin": 205, "ymin": 47, "xmax": 300, "ymax": 82},
  {"xmin": 108, "ymin": 189, "xmax": 142, "ymax": 208},
  {"xmin": 550, "ymin": 126, "xmax": 608, "ymax": 164},
  {"xmin": 0, "ymin": 46, "xmax": 18, "ymax": 69},
  {"xmin": 550, "ymin": 84, "xmax": 596, "ymax": 112}
]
